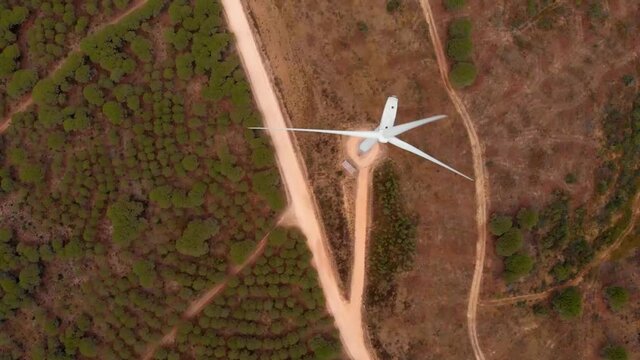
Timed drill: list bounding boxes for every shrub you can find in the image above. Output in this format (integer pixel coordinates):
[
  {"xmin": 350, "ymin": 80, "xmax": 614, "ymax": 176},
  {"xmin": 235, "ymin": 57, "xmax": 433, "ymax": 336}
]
[
  {"xmin": 450, "ymin": 62, "xmax": 477, "ymax": 88},
  {"xmin": 604, "ymin": 286, "xmax": 629, "ymax": 312},
  {"xmin": 443, "ymin": 0, "xmax": 466, "ymax": 11},
  {"xmin": 448, "ymin": 18, "xmax": 472, "ymax": 38},
  {"xmin": 602, "ymin": 345, "xmax": 628, "ymax": 360},
  {"xmin": 229, "ymin": 240, "xmax": 256, "ymax": 265},
  {"xmin": 447, "ymin": 36, "xmax": 473, "ymax": 61},
  {"xmin": 504, "ymin": 253, "xmax": 533, "ymax": 282},
  {"xmin": 517, "ymin": 208, "xmax": 539, "ymax": 230},
  {"xmin": 176, "ymin": 219, "xmax": 218, "ymax": 257},
  {"xmin": 106, "ymin": 200, "xmax": 144, "ymax": 247},
  {"xmin": 386, "ymin": 0, "xmax": 401, "ymax": 13},
  {"xmin": 496, "ymin": 228, "xmax": 524, "ymax": 256},
  {"xmin": 552, "ymin": 287, "xmax": 582, "ymax": 319},
  {"xmin": 489, "ymin": 215, "xmax": 512, "ymax": 236},
  {"xmin": 102, "ymin": 101, "xmax": 123, "ymax": 124},
  {"xmin": 7, "ymin": 69, "xmax": 38, "ymax": 98}
]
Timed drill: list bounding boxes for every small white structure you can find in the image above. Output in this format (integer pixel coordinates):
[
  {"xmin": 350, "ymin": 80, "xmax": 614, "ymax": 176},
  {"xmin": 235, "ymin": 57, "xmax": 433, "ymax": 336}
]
[{"xmin": 341, "ymin": 160, "xmax": 357, "ymax": 176}]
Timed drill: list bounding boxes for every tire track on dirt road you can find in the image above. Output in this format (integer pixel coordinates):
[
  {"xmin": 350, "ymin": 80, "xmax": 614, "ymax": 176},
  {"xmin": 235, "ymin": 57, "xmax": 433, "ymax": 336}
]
[
  {"xmin": 418, "ymin": 1, "xmax": 489, "ymax": 360},
  {"xmin": 221, "ymin": 1, "xmax": 375, "ymax": 359}
]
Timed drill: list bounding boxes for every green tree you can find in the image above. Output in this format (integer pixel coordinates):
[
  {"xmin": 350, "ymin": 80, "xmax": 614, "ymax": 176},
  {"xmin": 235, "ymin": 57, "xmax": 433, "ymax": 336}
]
[
  {"xmin": 386, "ymin": 0, "xmax": 401, "ymax": 13},
  {"xmin": 106, "ymin": 200, "xmax": 144, "ymax": 247},
  {"xmin": 496, "ymin": 228, "xmax": 524, "ymax": 256},
  {"xmin": 102, "ymin": 101, "xmax": 124, "ymax": 125},
  {"xmin": 604, "ymin": 286, "xmax": 629, "ymax": 312},
  {"xmin": 489, "ymin": 215, "xmax": 512, "ymax": 236},
  {"xmin": 132, "ymin": 259, "xmax": 157, "ymax": 289},
  {"xmin": 447, "ymin": 36, "xmax": 473, "ymax": 61},
  {"xmin": 7, "ymin": 69, "xmax": 38, "ymax": 98},
  {"xmin": 448, "ymin": 18, "xmax": 472, "ymax": 38},
  {"xmin": 18, "ymin": 163, "xmax": 45, "ymax": 184},
  {"xmin": 602, "ymin": 344, "xmax": 628, "ymax": 360},
  {"xmin": 18, "ymin": 263, "xmax": 41, "ymax": 291},
  {"xmin": 229, "ymin": 240, "xmax": 256, "ymax": 265},
  {"xmin": 552, "ymin": 287, "xmax": 582, "ymax": 319},
  {"xmin": 131, "ymin": 36, "xmax": 152, "ymax": 62},
  {"xmin": 78, "ymin": 338, "xmax": 97, "ymax": 358},
  {"xmin": 176, "ymin": 219, "xmax": 218, "ymax": 257},
  {"xmin": 309, "ymin": 336, "xmax": 339, "ymax": 360},
  {"xmin": 149, "ymin": 185, "xmax": 173, "ymax": 209},
  {"xmin": 503, "ymin": 253, "xmax": 533, "ymax": 282},
  {"xmin": 443, "ymin": 0, "xmax": 466, "ymax": 11},
  {"xmin": 517, "ymin": 207, "xmax": 539, "ymax": 230},
  {"xmin": 450, "ymin": 62, "xmax": 477, "ymax": 88},
  {"xmin": 181, "ymin": 154, "xmax": 199, "ymax": 172},
  {"xmin": 83, "ymin": 84, "xmax": 104, "ymax": 106},
  {"xmin": 0, "ymin": 44, "xmax": 20, "ymax": 77}
]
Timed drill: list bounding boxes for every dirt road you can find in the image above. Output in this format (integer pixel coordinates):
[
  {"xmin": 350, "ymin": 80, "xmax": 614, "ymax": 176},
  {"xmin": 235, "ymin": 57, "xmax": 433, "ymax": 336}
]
[
  {"xmin": 418, "ymin": 1, "xmax": 489, "ymax": 360},
  {"xmin": 221, "ymin": 1, "xmax": 376, "ymax": 359}
]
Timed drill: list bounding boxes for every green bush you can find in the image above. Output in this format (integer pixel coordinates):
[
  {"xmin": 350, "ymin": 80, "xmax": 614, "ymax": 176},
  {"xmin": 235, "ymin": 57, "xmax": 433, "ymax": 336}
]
[
  {"xmin": 229, "ymin": 240, "xmax": 256, "ymax": 265},
  {"xmin": 552, "ymin": 287, "xmax": 582, "ymax": 319},
  {"xmin": 448, "ymin": 18, "xmax": 472, "ymax": 38},
  {"xmin": 504, "ymin": 253, "xmax": 533, "ymax": 282},
  {"xmin": 602, "ymin": 344, "xmax": 628, "ymax": 360},
  {"xmin": 604, "ymin": 286, "xmax": 629, "ymax": 312},
  {"xmin": 496, "ymin": 228, "xmax": 524, "ymax": 256},
  {"xmin": 7, "ymin": 69, "xmax": 38, "ymax": 98},
  {"xmin": 450, "ymin": 62, "xmax": 477, "ymax": 88},
  {"xmin": 443, "ymin": 0, "xmax": 466, "ymax": 11},
  {"xmin": 176, "ymin": 219, "xmax": 218, "ymax": 257},
  {"xmin": 447, "ymin": 36, "xmax": 473, "ymax": 61},
  {"xmin": 517, "ymin": 208, "xmax": 539, "ymax": 230},
  {"xmin": 386, "ymin": 0, "xmax": 401, "ymax": 13},
  {"xmin": 489, "ymin": 215, "xmax": 512, "ymax": 236}
]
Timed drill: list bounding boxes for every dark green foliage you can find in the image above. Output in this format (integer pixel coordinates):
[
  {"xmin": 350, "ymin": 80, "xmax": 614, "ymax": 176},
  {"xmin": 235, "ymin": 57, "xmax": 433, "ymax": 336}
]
[
  {"xmin": 368, "ymin": 162, "xmax": 416, "ymax": 306},
  {"xmin": 552, "ymin": 287, "xmax": 582, "ymax": 319},
  {"xmin": 386, "ymin": 0, "xmax": 401, "ymax": 13},
  {"xmin": 7, "ymin": 69, "xmax": 38, "ymax": 98},
  {"xmin": 443, "ymin": 0, "xmax": 466, "ymax": 11},
  {"xmin": 604, "ymin": 286, "xmax": 629, "ymax": 312},
  {"xmin": 504, "ymin": 253, "xmax": 533, "ymax": 282},
  {"xmin": 176, "ymin": 219, "xmax": 218, "ymax": 257},
  {"xmin": 132, "ymin": 260, "xmax": 157, "ymax": 289},
  {"xmin": 18, "ymin": 162, "xmax": 45, "ymax": 185},
  {"xmin": 602, "ymin": 344, "xmax": 628, "ymax": 360},
  {"xmin": 448, "ymin": 18, "xmax": 472, "ymax": 38},
  {"xmin": 102, "ymin": 101, "xmax": 124, "ymax": 124},
  {"xmin": 0, "ymin": 44, "xmax": 20, "ymax": 77},
  {"xmin": 229, "ymin": 240, "xmax": 256, "ymax": 265},
  {"xmin": 78, "ymin": 338, "xmax": 97, "ymax": 358},
  {"xmin": 450, "ymin": 62, "xmax": 477, "ymax": 88},
  {"xmin": 447, "ymin": 36, "xmax": 473, "ymax": 61},
  {"xmin": 489, "ymin": 215, "xmax": 513, "ymax": 236},
  {"xmin": 516, "ymin": 208, "xmax": 539, "ymax": 230},
  {"xmin": 130, "ymin": 36, "xmax": 152, "ymax": 62},
  {"xmin": 309, "ymin": 336, "xmax": 340, "ymax": 360},
  {"xmin": 496, "ymin": 228, "xmax": 523, "ymax": 257},
  {"xmin": 107, "ymin": 200, "xmax": 144, "ymax": 247}
]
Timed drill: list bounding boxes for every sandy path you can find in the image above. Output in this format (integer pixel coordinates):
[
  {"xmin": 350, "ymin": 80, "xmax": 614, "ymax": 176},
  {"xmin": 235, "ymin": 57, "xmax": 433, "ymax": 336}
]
[
  {"xmin": 221, "ymin": 1, "xmax": 377, "ymax": 358},
  {"xmin": 0, "ymin": 0, "xmax": 148, "ymax": 133},
  {"xmin": 418, "ymin": 1, "xmax": 490, "ymax": 360}
]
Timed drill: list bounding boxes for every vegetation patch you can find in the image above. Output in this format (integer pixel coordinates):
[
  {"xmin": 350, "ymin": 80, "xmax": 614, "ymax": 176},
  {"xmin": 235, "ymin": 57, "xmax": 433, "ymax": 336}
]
[
  {"xmin": 367, "ymin": 161, "xmax": 417, "ymax": 306},
  {"xmin": 445, "ymin": 15, "xmax": 478, "ymax": 88}
]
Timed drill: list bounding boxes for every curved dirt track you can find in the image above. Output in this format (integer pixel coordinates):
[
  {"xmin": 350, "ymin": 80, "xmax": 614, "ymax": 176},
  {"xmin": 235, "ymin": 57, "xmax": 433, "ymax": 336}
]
[
  {"xmin": 418, "ymin": 1, "xmax": 489, "ymax": 359},
  {"xmin": 221, "ymin": 1, "xmax": 377, "ymax": 359}
]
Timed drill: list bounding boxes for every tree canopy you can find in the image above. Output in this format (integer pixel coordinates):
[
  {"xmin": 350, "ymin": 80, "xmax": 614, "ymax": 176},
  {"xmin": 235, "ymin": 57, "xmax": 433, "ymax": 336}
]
[
  {"xmin": 176, "ymin": 219, "xmax": 218, "ymax": 257},
  {"xmin": 552, "ymin": 287, "xmax": 582, "ymax": 319}
]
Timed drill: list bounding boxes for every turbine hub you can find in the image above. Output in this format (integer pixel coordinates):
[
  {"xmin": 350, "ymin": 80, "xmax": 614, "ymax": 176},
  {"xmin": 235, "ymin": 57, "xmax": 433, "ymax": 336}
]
[{"xmin": 377, "ymin": 133, "xmax": 389, "ymax": 143}]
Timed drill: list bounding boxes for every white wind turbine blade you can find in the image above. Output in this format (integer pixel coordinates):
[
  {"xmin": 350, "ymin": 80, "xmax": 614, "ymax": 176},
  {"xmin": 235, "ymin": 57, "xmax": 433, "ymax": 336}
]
[
  {"xmin": 249, "ymin": 127, "xmax": 379, "ymax": 139},
  {"xmin": 383, "ymin": 115, "xmax": 447, "ymax": 138},
  {"xmin": 388, "ymin": 137, "xmax": 473, "ymax": 181}
]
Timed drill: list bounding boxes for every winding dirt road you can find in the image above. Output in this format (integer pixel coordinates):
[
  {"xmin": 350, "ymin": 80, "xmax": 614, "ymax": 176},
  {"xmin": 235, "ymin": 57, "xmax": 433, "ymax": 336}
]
[
  {"xmin": 221, "ymin": 1, "xmax": 377, "ymax": 359},
  {"xmin": 418, "ymin": 1, "xmax": 490, "ymax": 360}
]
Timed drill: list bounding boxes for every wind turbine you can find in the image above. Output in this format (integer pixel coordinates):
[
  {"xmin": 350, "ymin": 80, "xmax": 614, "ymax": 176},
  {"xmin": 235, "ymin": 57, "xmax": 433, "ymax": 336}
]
[{"xmin": 250, "ymin": 96, "xmax": 473, "ymax": 181}]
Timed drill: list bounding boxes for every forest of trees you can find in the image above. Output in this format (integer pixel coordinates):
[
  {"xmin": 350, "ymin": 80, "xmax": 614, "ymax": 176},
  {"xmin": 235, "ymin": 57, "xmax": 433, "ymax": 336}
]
[{"xmin": 0, "ymin": 1, "xmax": 341, "ymax": 358}]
